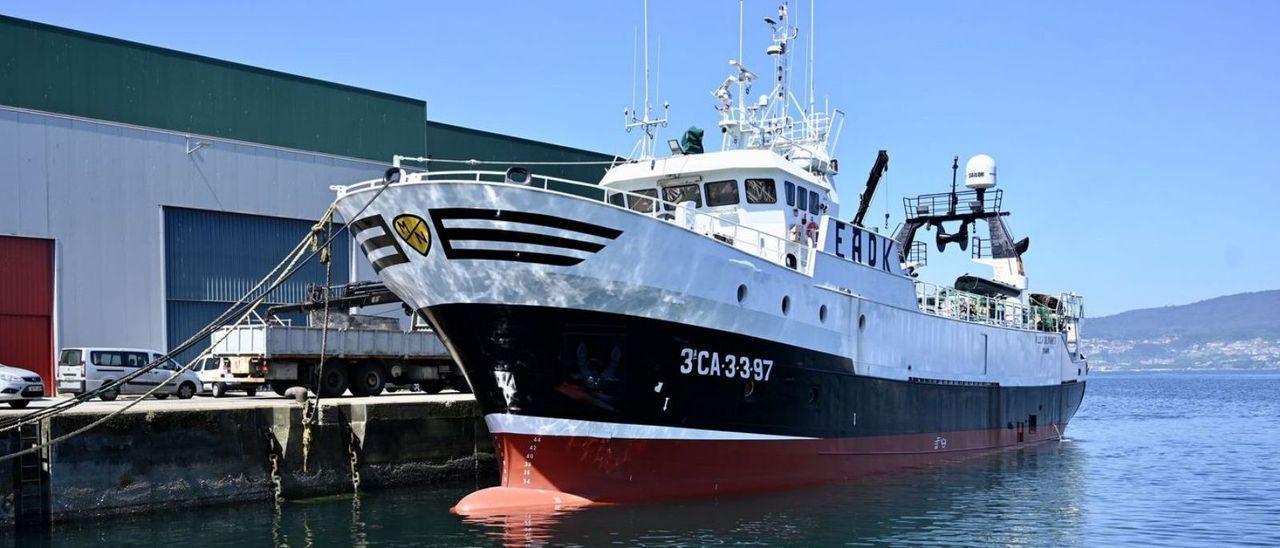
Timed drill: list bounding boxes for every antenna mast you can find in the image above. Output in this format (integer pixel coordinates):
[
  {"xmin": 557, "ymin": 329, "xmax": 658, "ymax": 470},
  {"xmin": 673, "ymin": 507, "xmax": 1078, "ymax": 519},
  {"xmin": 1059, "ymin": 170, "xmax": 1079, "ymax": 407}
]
[
  {"xmin": 807, "ymin": 0, "xmax": 815, "ymax": 119},
  {"xmin": 622, "ymin": 0, "xmax": 669, "ymax": 159}
]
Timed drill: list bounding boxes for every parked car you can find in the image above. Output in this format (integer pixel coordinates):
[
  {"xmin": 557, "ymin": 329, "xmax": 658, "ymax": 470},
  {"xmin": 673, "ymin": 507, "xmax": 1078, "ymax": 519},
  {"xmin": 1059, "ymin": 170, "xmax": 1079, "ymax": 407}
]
[
  {"xmin": 0, "ymin": 363, "xmax": 44, "ymax": 408},
  {"xmin": 56, "ymin": 347, "xmax": 202, "ymax": 401},
  {"xmin": 192, "ymin": 355, "xmax": 259, "ymax": 397}
]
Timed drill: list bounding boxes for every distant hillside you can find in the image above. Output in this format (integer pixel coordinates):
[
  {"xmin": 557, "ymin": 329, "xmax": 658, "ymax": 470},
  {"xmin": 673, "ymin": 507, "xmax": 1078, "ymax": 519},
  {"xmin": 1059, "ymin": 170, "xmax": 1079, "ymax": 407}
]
[
  {"xmin": 1082, "ymin": 290, "xmax": 1280, "ymax": 370},
  {"xmin": 1086, "ymin": 290, "xmax": 1280, "ymax": 341}
]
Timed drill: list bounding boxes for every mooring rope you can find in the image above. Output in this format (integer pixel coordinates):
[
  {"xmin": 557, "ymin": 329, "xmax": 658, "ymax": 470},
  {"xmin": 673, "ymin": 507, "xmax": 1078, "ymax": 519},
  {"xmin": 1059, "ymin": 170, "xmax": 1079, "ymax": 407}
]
[
  {"xmin": 301, "ymin": 207, "xmax": 336, "ymax": 472},
  {"xmin": 0, "ymin": 169, "xmax": 399, "ymax": 460}
]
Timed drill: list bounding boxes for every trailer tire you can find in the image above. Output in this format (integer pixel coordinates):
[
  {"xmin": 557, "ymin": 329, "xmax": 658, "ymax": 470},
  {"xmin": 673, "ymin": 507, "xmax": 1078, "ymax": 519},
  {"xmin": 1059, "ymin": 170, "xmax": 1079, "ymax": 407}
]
[
  {"xmin": 318, "ymin": 367, "xmax": 348, "ymax": 398},
  {"xmin": 350, "ymin": 363, "xmax": 386, "ymax": 397},
  {"xmin": 449, "ymin": 375, "xmax": 473, "ymax": 394},
  {"xmin": 212, "ymin": 382, "xmax": 228, "ymax": 398},
  {"xmin": 244, "ymin": 386, "xmax": 258, "ymax": 397},
  {"xmin": 420, "ymin": 380, "xmax": 446, "ymax": 394}
]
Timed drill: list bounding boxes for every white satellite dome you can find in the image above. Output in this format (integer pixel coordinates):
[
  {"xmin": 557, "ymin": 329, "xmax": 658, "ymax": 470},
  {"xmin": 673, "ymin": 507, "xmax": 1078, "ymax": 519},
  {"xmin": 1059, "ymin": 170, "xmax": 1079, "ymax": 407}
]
[{"xmin": 965, "ymin": 154, "xmax": 997, "ymax": 189}]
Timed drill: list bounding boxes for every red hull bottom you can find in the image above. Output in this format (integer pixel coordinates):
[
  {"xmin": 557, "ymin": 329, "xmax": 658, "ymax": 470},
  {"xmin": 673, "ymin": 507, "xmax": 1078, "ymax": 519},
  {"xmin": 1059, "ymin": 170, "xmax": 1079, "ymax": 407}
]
[{"xmin": 453, "ymin": 424, "xmax": 1064, "ymax": 515}]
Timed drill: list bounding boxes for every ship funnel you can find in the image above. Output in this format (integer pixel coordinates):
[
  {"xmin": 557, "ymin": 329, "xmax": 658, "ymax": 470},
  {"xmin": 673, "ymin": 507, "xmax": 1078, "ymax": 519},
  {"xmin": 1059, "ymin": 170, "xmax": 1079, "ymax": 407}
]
[{"xmin": 965, "ymin": 154, "xmax": 997, "ymax": 189}]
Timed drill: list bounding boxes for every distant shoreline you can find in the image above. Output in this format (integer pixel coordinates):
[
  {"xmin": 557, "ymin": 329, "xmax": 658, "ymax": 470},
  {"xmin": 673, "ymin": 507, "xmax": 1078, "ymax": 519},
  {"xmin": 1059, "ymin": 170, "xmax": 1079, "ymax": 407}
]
[{"xmin": 1092, "ymin": 367, "xmax": 1280, "ymax": 374}]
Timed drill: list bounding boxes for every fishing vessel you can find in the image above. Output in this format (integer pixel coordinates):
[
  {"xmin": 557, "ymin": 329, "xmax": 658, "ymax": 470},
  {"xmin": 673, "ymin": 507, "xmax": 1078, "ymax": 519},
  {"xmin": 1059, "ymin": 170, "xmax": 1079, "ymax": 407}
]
[{"xmin": 333, "ymin": 2, "xmax": 1086, "ymax": 514}]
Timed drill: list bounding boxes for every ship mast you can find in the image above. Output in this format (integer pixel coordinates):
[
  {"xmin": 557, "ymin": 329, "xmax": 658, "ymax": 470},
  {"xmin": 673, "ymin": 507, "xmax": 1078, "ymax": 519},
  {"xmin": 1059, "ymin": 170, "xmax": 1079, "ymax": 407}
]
[
  {"xmin": 711, "ymin": 1, "xmax": 843, "ymax": 178},
  {"xmin": 623, "ymin": 0, "xmax": 669, "ymax": 160}
]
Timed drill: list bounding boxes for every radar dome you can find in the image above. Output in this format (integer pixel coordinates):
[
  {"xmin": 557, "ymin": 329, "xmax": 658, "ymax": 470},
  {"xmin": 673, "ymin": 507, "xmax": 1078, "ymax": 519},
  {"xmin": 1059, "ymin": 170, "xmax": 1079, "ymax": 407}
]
[{"xmin": 964, "ymin": 154, "xmax": 997, "ymax": 189}]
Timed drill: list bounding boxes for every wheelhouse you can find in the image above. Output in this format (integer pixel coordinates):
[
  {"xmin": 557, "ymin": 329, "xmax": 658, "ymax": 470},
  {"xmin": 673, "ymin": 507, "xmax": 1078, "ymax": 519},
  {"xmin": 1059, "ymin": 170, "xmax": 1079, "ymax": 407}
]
[{"xmin": 599, "ymin": 149, "xmax": 839, "ymax": 243}]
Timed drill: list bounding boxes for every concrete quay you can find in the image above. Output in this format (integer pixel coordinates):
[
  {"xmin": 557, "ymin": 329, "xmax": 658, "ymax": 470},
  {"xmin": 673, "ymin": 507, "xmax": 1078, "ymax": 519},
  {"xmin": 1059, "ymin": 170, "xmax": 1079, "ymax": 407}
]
[{"xmin": 0, "ymin": 393, "xmax": 495, "ymax": 527}]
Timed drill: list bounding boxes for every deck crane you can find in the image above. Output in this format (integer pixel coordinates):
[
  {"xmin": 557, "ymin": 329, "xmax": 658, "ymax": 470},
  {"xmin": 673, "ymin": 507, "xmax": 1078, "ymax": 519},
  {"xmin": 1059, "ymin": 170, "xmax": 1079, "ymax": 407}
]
[{"xmin": 852, "ymin": 149, "xmax": 890, "ymax": 227}]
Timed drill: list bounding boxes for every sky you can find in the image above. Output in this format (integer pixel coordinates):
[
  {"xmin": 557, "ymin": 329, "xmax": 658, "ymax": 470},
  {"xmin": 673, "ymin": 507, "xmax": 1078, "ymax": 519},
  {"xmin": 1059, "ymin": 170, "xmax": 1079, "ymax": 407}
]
[{"xmin": 5, "ymin": 0, "xmax": 1279, "ymax": 315}]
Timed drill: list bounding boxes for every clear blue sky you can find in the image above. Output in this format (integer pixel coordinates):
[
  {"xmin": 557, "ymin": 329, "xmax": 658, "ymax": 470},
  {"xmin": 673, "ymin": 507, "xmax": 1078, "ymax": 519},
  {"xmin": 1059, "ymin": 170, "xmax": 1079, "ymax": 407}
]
[{"xmin": 6, "ymin": 0, "xmax": 1279, "ymax": 315}]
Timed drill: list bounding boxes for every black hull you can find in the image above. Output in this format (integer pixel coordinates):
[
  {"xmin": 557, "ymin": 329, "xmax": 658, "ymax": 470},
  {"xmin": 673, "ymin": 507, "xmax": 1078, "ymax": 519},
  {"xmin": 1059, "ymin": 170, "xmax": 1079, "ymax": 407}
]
[{"xmin": 423, "ymin": 303, "xmax": 1086, "ymax": 440}]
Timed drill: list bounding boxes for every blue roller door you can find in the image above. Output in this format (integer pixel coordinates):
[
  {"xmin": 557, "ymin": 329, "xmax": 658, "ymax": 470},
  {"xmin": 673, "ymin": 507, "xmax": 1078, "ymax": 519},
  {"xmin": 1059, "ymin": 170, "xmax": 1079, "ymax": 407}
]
[{"xmin": 164, "ymin": 207, "xmax": 350, "ymax": 365}]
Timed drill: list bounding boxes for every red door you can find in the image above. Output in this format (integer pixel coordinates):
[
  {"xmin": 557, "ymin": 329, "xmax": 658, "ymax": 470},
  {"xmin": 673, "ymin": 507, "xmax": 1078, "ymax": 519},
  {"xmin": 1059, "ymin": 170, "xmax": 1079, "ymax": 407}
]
[{"xmin": 0, "ymin": 236, "xmax": 54, "ymax": 392}]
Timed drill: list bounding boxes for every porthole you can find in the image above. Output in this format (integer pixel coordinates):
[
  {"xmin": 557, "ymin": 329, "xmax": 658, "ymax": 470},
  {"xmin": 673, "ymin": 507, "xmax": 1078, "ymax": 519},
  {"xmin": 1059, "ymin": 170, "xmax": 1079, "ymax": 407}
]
[
  {"xmin": 819, "ymin": 305, "xmax": 828, "ymax": 323},
  {"xmin": 736, "ymin": 284, "xmax": 748, "ymax": 304},
  {"xmin": 781, "ymin": 296, "xmax": 791, "ymax": 315},
  {"xmin": 858, "ymin": 314, "xmax": 867, "ymax": 331}
]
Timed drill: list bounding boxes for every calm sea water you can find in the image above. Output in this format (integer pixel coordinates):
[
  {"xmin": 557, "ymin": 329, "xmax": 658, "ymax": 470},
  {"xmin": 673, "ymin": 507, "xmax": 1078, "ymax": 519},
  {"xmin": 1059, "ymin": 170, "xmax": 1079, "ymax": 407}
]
[{"xmin": 8, "ymin": 370, "xmax": 1280, "ymax": 547}]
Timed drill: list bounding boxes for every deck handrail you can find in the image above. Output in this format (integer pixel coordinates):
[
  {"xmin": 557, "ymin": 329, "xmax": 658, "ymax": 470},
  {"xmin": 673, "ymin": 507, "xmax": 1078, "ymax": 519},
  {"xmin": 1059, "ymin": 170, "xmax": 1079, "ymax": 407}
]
[
  {"xmin": 342, "ymin": 169, "xmax": 816, "ymax": 274},
  {"xmin": 914, "ymin": 281, "xmax": 1062, "ymax": 333}
]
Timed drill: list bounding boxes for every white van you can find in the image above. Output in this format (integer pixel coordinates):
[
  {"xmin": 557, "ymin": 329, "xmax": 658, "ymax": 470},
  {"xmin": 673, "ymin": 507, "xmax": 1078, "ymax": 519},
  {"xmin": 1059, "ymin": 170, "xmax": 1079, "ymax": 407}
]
[
  {"xmin": 56, "ymin": 348, "xmax": 202, "ymax": 401},
  {"xmin": 191, "ymin": 355, "xmax": 260, "ymax": 397}
]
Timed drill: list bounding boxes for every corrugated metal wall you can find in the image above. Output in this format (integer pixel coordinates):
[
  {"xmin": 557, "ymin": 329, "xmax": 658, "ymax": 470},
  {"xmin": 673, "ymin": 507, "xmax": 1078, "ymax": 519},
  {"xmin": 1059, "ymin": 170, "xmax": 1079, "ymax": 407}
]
[
  {"xmin": 0, "ymin": 236, "xmax": 54, "ymax": 390},
  {"xmin": 0, "ymin": 107, "xmax": 386, "ymax": 356},
  {"xmin": 425, "ymin": 122, "xmax": 617, "ymax": 184},
  {"xmin": 0, "ymin": 16, "xmax": 621, "ymax": 366},
  {"xmin": 0, "ymin": 15, "xmax": 425, "ymax": 162},
  {"xmin": 164, "ymin": 207, "xmax": 350, "ymax": 365}
]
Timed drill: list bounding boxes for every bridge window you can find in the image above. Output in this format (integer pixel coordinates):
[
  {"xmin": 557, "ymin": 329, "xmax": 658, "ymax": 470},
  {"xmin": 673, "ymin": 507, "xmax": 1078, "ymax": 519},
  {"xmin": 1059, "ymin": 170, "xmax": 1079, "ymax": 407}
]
[
  {"xmin": 785, "ymin": 181, "xmax": 796, "ymax": 206},
  {"xmin": 705, "ymin": 180, "xmax": 740, "ymax": 207},
  {"xmin": 662, "ymin": 184, "xmax": 703, "ymax": 210},
  {"xmin": 809, "ymin": 190, "xmax": 820, "ymax": 215},
  {"xmin": 627, "ymin": 189, "xmax": 658, "ymax": 213},
  {"xmin": 746, "ymin": 178, "xmax": 777, "ymax": 204},
  {"xmin": 796, "ymin": 185, "xmax": 808, "ymax": 212}
]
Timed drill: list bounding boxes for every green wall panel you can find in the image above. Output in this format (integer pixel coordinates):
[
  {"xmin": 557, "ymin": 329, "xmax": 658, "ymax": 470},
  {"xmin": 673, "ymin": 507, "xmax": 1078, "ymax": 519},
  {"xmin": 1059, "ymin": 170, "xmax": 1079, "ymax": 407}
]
[
  {"xmin": 425, "ymin": 122, "xmax": 618, "ymax": 184},
  {"xmin": 0, "ymin": 15, "xmax": 424, "ymax": 161}
]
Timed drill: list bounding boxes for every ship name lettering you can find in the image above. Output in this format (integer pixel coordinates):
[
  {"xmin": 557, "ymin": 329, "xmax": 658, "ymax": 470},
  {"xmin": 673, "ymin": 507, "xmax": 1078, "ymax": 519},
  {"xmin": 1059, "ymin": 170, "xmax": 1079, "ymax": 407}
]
[
  {"xmin": 680, "ymin": 348, "xmax": 773, "ymax": 381},
  {"xmin": 829, "ymin": 220, "xmax": 900, "ymax": 274}
]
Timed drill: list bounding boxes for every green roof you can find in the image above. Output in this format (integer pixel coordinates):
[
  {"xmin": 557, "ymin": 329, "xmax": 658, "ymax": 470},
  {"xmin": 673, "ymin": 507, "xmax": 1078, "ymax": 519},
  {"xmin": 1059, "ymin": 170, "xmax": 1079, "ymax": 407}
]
[{"xmin": 0, "ymin": 15, "xmax": 424, "ymax": 161}]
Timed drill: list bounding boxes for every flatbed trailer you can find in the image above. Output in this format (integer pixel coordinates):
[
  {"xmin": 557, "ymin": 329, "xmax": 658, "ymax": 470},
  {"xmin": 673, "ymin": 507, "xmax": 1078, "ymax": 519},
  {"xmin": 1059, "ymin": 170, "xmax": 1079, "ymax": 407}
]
[
  {"xmin": 210, "ymin": 323, "xmax": 467, "ymax": 397},
  {"xmin": 206, "ymin": 282, "xmax": 469, "ymax": 397}
]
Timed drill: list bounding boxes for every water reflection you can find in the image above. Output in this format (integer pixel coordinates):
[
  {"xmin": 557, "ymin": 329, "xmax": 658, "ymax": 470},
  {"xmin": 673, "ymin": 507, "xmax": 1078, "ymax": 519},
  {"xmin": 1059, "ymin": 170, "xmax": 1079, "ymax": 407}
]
[
  {"xmin": 461, "ymin": 441, "xmax": 1087, "ymax": 546},
  {"xmin": 2, "ymin": 443, "xmax": 1084, "ymax": 548},
  {"xmin": 7, "ymin": 372, "xmax": 1279, "ymax": 546}
]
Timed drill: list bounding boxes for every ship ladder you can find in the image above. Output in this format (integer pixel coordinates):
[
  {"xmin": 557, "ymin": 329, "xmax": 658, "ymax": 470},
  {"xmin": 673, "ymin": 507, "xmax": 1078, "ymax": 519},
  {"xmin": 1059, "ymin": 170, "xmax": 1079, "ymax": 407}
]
[{"xmin": 12, "ymin": 421, "xmax": 50, "ymax": 528}]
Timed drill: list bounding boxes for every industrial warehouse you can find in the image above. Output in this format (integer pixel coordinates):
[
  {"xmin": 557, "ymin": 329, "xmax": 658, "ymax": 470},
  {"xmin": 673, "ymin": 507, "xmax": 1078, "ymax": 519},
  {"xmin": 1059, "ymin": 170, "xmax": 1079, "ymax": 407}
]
[{"xmin": 0, "ymin": 14, "xmax": 615, "ymax": 390}]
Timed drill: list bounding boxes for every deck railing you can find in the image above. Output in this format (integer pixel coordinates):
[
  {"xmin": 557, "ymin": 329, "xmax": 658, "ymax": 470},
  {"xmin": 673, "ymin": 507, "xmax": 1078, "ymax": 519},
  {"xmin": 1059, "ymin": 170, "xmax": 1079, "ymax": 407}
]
[
  {"xmin": 915, "ymin": 281, "xmax": 1061, "ymax": 333},
  {"xmin": 903, "ymin": 189, "xmax": 1004, "ymax": 218},
  {"xmin": 353, "ymin": 170, "xmax": 816, "ymax": 274}
]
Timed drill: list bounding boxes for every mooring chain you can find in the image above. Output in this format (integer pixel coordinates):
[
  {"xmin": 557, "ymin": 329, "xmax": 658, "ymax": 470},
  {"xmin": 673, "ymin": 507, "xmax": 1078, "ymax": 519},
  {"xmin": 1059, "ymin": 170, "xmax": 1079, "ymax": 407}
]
[
  {"xmin": 348, "ymin": 425, "xmax": 362, "ymax": 494},
  {"xmin": 266, "ymin": 430, "xmax": 285, "ymax": 504},
  {"xmin": 301, "ymin": 399, "xmax": 317, "ymax": 473}
]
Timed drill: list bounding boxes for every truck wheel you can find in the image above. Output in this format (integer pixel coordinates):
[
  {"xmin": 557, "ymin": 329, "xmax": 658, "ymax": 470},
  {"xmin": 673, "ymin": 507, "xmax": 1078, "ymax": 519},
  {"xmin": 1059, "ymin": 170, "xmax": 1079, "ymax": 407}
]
[
  {"xmin": 449, "ymin": 375, "xmax": 473, "ymax": 394},
  {"xmin": 8, "ymin": 401, "xmax": 30, "ymax": 409},
  {"xmin": 318, "ymin": 367, "xmax": 348, "ymax": 398},
  {"xmin": 350, "ymin": 363, "xmax": 387, "ymax": 397},
  {"xmin": 177, "ymin": 382, "xmax": 197, "ymax": 400},
  {"xmin": 420, "ymin": 380, "xmax": 446, "ymax": 394},
  {"xmin": 212, "ymin": 382, "xmax": 227, "ymax": 398},
  {"xmin": 99, "ymin": 383, "xmax": 120, "ymax": 401},
  {"xmin": 244, "ymin": 386, "xmax": 258, "ymax": 397}
]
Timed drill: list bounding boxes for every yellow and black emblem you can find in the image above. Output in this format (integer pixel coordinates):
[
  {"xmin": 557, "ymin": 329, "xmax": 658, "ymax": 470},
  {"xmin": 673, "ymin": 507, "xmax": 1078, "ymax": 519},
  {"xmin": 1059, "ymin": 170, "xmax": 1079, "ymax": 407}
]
[{"xmin": 392, "ymin": 214, "xmax": 432, "ymax": 256}]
